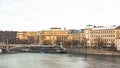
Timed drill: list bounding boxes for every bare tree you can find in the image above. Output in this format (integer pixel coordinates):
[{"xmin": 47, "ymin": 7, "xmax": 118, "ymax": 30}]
[
  {"xmin": 71, "ymin": 40, "xmax": 80, "ymax": 47},
  {"xmin": 80, "ymin": 37, "xmax": 87, "ymax": 47},
  {"xmin": 110, "ymin": 41, "xmax": 116, "ymax": 51},
  {"xmin": 95, "ymin": 37, "xmax": 104, "ymax": 49},
  {"xmin": 43, "ymin": 40, "xmax": 50, "ymax": 45},
  {"xmin": 55, "ymin": 40, "xmax": 61, "ymax": 45},
  {"xmin": 34, "ymin": 36, "xmax": 39, "ymax": 44},
  {"xmin": 27, "ymin": 36, "xmax": 34, "ymax": 44},
  {"xmin": 64, "ymin": 40, "xmax": 72, "ymax": 47}
]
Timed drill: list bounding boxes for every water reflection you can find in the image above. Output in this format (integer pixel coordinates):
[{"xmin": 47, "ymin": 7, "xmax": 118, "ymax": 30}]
[
  {"xmin": 0, "ymin": 53, "xmax": 120, "ymax": 68},
  {"xmin": 69, "ymin": 54, "xmax": 120, "ymax": 68}
]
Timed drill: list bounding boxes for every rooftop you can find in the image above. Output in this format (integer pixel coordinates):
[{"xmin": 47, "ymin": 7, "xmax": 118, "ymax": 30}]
[
  {"xmin": 84, "ymin": 24, "xmax": 118, "ymax": 30},
  {"xmin": 92, "ymin": 26, "xmax": 117, "ymax": 30},
  {"xmin": 50, "ymin": 27, "xmax": 61, "ymax": 30},
  {"xmin": 68, "ymin": 29, "xmax": 84, "ymax": 33},
  {"xmin": 84, "ymin": 24, "xmax": 95, "ymax": 29},
  {"xmin": 116, "ymin": 25, "xmax": 120, "ymax": 29}
]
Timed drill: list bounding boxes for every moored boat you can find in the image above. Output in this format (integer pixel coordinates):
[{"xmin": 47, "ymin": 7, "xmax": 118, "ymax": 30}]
[{"xmin": 29, "ymin": 45, "xmax": 66, "ymax": 53}]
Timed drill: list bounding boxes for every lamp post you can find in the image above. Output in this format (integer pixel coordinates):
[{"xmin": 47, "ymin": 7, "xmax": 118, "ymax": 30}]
[
  {"xmin": 2, "ymin": 36, "xmax": 5, "ymax": 45},
  {"xmin": 2, "ymin": 35, "xmax": 9, "ymax": 53}
]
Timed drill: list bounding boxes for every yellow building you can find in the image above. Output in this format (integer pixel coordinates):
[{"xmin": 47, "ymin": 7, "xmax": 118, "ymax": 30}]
[
  {"xmin": 27, "ymin": 32, "xmax": 35, "ymax": 36},
  {"xmin": 16, "ymin": 31, "xmax": 35, "ymax": 40},
  {"xmin": 37, "ymin": 28, "xmax": 73, "ymax": 45},
  {"xmin": 16, "ymin": 32, "xmax": 28, "ymax": 40}
]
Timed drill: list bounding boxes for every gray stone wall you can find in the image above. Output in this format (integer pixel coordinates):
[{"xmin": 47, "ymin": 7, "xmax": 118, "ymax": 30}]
[{"xmin": 66, "ymin": 47, "xmax": 120, "ymax": 56}]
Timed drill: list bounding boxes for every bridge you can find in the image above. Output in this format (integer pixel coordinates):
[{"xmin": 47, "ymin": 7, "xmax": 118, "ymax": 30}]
[{"xmin": 0, "ymin": 44, "xmax": 32, "ymax": 49}]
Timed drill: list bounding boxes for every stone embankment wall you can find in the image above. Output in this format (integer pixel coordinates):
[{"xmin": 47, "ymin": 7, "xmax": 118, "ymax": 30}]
[{"xmin": 66, "ymin": 47, "xmax": 120, "ymax": 56}]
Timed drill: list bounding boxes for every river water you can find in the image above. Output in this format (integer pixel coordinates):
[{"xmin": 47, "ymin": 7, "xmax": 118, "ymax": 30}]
[{"xmin": 0, "ymin": 53, "xmax": 120, "ymax": 68}]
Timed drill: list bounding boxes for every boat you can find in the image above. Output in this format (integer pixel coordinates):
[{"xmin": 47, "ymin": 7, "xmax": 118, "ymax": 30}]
[
  {"xmin": 29, "ymin": 45, "xmax": 66, "ymax": 53},
  {"xmin": 0, "ymin": 48, "xmax": 3, "ymax": 54},
  {"xmin": 0, "ymin": 48, "xmax": 6, "ymax": 54}
]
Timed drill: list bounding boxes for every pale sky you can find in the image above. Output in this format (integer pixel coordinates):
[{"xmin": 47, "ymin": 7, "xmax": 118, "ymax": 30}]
[{"xmin": 0, "ymin": 0, "xmax": 120, "ymax": 31}]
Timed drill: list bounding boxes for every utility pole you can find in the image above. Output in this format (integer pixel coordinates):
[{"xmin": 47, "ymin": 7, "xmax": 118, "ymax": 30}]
[
  {"xmin": 6, "ymin": 39, "xmax": 10, "ymax": 53},
  {"xmin": 2, "ymin": 36, "xmax": 5, "ymax": 45}
]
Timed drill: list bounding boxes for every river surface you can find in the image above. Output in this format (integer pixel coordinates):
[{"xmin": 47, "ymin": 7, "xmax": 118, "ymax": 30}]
[{"xmin": 0, "ymin": 53, "xmax": 120, "ymax": 68}]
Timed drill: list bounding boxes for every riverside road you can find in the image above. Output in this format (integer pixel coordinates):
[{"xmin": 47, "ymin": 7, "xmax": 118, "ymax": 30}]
[{"xmin": 0, "ymin": 53, "xmax": 120, "ymax": 68}]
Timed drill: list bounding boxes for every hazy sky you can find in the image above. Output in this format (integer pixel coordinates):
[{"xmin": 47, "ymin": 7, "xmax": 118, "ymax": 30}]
[{"xmin": 0, "ymin": 0, "xmax": 120, "ymax": 31}]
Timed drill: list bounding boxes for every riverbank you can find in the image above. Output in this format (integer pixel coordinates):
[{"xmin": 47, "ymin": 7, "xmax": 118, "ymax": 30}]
[{"xmin": 66, "ymin": 47, "xmax": 120, "ymax": 56}]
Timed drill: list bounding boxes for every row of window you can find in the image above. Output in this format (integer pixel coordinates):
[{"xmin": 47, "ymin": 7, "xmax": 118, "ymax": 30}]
[
  {"xmin": 44, "ymin": 32, "xmax": 68, "ymax": 35},
  {"xmin": 43, "ymin": 33, "xmax": 68, "ymax": 35},
  {"xmin": 91, "ymin": 39, "xmax": 114, "ymax": 42},
  {"xmin": 57, "ymin": 36, "xmax": 68, "ymax": 40},
  {"xmin": 90, "ymin": 30, "xmax": 115, "ymax": 34},
  {"xmin": 90, "ymin": 35, "xmax": 115, "ymax": 37},
  {"xmin": 91, "ymin": 43, "xmax": 114, "ymax": 45},
  {"xmin": 44, "ymin": 36, "xmax": 69, "ymax": 40}
]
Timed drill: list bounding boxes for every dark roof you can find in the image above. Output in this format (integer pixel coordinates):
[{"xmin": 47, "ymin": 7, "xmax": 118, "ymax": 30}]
[
  {"xmin": 116, "ymin": 25, "xmax": 120, "ymax": 29},
  {"xmin": 68, "ymin": 29, "xmax": 84, "ymax": 33},
  {"xmin": 50, "ymin": 27, "xmax": 61, "ymax": 29}
]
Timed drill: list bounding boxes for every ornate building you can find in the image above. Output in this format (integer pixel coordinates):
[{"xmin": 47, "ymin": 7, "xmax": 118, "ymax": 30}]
[{"xmin": 36, "ymin": 28, "xmax": 73, "ymax": 45}]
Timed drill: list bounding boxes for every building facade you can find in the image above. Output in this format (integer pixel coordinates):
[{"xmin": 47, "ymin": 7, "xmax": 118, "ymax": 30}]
[
  {"xmin": 83, "ymin": 25, "xmax": 120, "ymax": 47},
  {"xmin": 15, "ymin": 25, "xmax": 120, "ymax": 48},
  {"xmin": 36, "ymin": 28, "xmax": 73, "ymax": 45},
  {"xmin": 16, "ymin": 32, "xmax": 28, "ymax": 40},
  {"xmin": 16, "ymin": 31, "xmax": 35, "ymax": 44}
]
